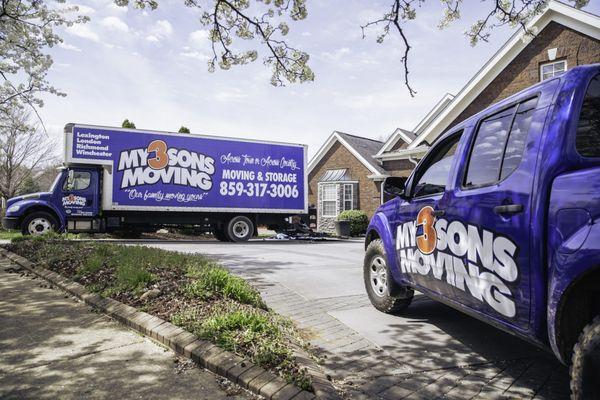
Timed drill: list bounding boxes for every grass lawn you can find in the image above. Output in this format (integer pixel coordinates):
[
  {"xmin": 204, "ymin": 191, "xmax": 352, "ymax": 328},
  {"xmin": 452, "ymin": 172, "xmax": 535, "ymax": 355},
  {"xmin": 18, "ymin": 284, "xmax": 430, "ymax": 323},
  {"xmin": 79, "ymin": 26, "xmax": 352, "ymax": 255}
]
[
  {"xmin": 0, "ymin": 230, "xmax": 22, "ymax": 240},
  {"xmin": 6, "ymin": 235, "xmax": 313, "ymax": 391}
]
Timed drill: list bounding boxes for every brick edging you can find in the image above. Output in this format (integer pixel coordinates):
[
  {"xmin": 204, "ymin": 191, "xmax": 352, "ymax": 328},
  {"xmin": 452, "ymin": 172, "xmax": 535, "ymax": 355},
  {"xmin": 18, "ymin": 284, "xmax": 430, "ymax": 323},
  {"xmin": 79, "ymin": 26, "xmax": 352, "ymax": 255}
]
[{"xmin": 0, "ymin": 248, "xmax": 317, "ymax": 400}]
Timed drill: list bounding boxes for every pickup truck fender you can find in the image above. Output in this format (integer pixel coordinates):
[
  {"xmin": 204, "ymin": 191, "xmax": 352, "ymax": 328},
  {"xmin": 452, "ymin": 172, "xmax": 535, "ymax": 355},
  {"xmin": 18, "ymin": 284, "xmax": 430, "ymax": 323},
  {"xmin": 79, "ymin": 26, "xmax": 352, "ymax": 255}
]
[
  {"xmin": 548, "ymin": 220, "xmax": 600, "ymax": 364},
  {"xmin": 10, "ymin": 199, "xmax": 66, "ymax": 229},
  {"xmin": 366, "ymin": 209, "xmax": 409, "ymax": 286}
]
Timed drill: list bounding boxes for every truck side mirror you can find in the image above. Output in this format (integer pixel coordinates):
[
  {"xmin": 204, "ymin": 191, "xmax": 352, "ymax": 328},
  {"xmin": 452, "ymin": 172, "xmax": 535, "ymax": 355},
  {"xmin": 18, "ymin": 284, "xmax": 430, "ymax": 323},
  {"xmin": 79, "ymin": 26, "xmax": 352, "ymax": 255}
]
[
  {"xmin": 382, "ymin": 176, "xmax": 408, "ymax": 203},
  {"xmin": 66, "ymin": 169, "xmax": 75, "ymax": 191}
]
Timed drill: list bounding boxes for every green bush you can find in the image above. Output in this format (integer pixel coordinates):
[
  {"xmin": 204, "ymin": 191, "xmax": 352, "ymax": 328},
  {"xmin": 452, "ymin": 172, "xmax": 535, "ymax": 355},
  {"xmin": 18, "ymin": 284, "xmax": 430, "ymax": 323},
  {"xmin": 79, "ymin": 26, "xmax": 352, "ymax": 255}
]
[{"xmin": 338, "ymin": 210, "xmax": 369, "ymax": 236}]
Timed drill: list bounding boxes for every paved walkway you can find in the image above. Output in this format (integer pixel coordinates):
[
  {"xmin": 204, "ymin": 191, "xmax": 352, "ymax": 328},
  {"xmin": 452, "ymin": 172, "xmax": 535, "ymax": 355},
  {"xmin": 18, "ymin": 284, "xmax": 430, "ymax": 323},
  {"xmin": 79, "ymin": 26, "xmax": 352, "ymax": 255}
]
[
  {"xmin": 0, "ymin": 258, "xmax": 256, "ymax": 400},
  {"xmin": 146, "ymin": 240, "xmax": 571, "ymax": 400}
]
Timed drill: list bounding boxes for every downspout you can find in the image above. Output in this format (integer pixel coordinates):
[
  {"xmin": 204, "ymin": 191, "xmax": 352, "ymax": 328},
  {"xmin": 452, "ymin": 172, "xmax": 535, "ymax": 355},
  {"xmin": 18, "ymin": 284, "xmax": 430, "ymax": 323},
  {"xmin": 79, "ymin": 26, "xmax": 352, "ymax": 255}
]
[{"xmin": 408, "ymin": 156, "xmax": 418, "ymax": 166}]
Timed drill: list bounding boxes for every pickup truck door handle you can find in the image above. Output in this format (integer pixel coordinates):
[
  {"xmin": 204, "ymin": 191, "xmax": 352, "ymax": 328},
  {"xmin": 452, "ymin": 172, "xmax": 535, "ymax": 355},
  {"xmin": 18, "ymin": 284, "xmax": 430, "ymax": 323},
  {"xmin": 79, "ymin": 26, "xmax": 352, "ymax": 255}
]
[
  {"xmin": 432, "ymin": 209, "xmax": 446, "ymax": 217},
  {"xmin": 493, "ymin": 204, "xmax": 523, "ymax": 215}
]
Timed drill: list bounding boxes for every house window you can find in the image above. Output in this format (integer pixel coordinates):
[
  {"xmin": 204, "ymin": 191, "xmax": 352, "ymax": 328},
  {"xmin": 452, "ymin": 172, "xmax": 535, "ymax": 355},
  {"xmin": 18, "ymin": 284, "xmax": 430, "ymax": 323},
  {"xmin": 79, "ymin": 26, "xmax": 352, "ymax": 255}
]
[
  {"xmin": 540, "ymin": 60, "xmax": 567, "ymax": 81},
  {"xmin": 343, "ymin": 184, "xmax": 353, "ymax": 211},
  {"xmin": 320, "ymin": 184, "xmax": 337, "ymax": 217}
]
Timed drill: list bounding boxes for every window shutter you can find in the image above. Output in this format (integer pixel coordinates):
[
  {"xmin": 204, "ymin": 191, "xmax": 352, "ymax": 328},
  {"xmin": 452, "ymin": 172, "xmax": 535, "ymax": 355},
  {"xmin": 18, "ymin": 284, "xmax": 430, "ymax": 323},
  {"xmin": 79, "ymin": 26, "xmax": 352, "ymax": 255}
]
[{"xmin": 353, "ymin": 183, "xmax": 358, "ymax": 210}]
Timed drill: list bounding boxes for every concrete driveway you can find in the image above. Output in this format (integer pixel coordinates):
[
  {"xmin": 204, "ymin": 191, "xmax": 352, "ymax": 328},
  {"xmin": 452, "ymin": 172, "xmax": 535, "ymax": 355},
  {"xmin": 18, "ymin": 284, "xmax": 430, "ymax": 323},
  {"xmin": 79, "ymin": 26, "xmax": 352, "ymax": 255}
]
[{"xmin": 142, "ymin": 239, "xmax": 569, "ymax": 399}]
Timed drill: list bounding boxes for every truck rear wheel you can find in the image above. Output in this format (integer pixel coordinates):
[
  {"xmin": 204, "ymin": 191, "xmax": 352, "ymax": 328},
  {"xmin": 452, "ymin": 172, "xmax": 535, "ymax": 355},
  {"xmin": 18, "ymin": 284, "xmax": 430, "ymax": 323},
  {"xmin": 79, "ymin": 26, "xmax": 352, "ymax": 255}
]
[
  {"xmin": 571, "ymin": 316, "xmax": 600, "ymax": 399},
  {"xmin": 22, "ymin": 212, "xmax": 58, "ymax": 236},
  {"xmin": 226, "ymin": 216, "xmax": 254, "ymax": 242},
  {"xmin": 364, "ymin": 239, "xmax": 413, "ymax": 314}
]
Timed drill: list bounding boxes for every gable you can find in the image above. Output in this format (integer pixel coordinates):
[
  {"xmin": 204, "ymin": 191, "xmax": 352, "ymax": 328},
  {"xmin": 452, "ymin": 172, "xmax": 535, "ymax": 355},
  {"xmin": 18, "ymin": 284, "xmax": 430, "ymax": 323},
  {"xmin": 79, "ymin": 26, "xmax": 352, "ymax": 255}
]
[
  {"xmin": 448, "ymin": 21, "xmax": 600, "ymax": 129},
  {"xmin": 409, "ymin": 0, "xmax": 600, "ymax": 149}
]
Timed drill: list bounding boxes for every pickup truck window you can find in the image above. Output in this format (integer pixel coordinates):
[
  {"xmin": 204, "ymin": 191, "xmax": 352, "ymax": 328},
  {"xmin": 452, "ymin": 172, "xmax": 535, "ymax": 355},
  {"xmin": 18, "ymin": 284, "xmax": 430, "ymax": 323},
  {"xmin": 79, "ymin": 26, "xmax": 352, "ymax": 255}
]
[
  {"xmin": 465, "ymin": 97, "xmax": 537, "ymax": 187},
  {"xmin": 63, "ymin": 171, "xmax": 91, "ymax": 191},
  {"xmin": 412, "ymin": 133, "xmax": 461, "ymax": 198},
  {"xmin": 576, "ymin": 74, "xmax": 600, "ymax": 158}
]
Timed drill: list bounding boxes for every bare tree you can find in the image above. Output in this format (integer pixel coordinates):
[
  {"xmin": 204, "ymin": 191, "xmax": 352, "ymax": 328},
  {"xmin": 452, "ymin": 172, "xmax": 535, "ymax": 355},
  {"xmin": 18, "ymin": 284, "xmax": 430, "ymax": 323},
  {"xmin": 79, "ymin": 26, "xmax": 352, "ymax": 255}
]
[{"xmin": 0, "ymin": 104, "xmax": 56, "ymax": 198}]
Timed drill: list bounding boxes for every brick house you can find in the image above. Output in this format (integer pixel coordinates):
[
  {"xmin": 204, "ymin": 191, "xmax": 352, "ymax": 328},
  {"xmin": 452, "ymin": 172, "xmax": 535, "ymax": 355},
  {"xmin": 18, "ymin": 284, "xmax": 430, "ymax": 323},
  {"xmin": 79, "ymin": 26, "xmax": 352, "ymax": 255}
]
[{"xmin": 308, "ymin": 0, "xmax": 600, "ymax": 232}]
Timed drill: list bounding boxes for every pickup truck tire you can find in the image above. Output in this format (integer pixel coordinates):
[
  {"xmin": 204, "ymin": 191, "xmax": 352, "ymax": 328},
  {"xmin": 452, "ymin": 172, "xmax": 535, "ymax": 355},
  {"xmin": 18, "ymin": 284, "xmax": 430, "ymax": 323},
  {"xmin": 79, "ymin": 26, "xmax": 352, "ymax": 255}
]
[
  {"xmin": 226, "ymin": 216, "xmax": 254, "ymax": 242},
  {"xmin": 21, "ymin": 211, "xmax": 58, "ymax": 236},
  {"xmin": 570, "ymin": 316, "xmax": 600, "ymax": 400},
  {"xmin": 364, "ymin": 239, "xmax": 413, "ymax": 314}
]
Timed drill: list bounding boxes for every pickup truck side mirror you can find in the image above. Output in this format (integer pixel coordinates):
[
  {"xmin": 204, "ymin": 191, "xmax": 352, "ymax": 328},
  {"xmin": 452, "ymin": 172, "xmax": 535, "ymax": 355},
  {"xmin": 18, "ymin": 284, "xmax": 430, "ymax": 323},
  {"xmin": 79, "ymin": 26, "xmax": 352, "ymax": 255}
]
[{"xmin": 382, "ymin": 176, "xmax": 408, "ymax": 203}]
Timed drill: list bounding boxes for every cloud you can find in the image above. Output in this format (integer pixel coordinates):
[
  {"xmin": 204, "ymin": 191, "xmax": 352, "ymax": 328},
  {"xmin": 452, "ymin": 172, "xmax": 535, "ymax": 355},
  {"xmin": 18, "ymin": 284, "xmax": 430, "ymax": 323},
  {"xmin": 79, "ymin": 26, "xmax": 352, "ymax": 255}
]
[
  {"xmin": 188, "ymin": 30, "xmax": 209, "ymax": 48},
  {"xmin": 214, "ymin": 88, "xmax": 248, "ymax": 102},
  {"xmin": 180, "ymin": 51, "xmax": 211, "ymax": 62},
  {"xmin": 100, "ymin": 16, "xmax": 129, "ymax": 32},
  {"xmin": 59, "ymin": 42, "xmax": 82, "ymax": 52},
  {"xmin": 66, "ymin": 24, "xmax": 100, "ymax": 43},
  {"xmin": 149, "ymin": 20, "xmax": 173, "ymax": 39},
  {"xmin": 321, "ymin": 47, "xmax": 351, "ymax": 62},
  {"xmin": 146, "ymin": 35, "xmax": 159, "ymax": 43}
]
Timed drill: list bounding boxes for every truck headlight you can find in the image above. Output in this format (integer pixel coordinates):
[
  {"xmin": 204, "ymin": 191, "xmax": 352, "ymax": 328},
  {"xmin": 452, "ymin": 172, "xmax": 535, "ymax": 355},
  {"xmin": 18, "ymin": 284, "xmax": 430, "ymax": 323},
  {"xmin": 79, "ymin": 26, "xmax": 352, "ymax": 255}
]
[{"xmin": 6, "ymin": 204, "xmax": 20, "ymax": 214}]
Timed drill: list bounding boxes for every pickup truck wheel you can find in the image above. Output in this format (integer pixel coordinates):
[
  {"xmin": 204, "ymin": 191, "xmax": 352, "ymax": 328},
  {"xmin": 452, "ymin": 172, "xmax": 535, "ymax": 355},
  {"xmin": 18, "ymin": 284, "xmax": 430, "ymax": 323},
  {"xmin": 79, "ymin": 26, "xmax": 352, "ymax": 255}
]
[
  {"xmin": 571, "ymin": 316, "xmax": 600, "ymax": 400},
  {"xmin": 364, "ymin": 239, "xmax": 413, "ymax": 314},
  {"xmin": 21, "ymin": 212, "xmax": 58, "ymax": 236},
  {"xmin": 226, "ymin": 216, "xmax": 253, "ymax": 242}
]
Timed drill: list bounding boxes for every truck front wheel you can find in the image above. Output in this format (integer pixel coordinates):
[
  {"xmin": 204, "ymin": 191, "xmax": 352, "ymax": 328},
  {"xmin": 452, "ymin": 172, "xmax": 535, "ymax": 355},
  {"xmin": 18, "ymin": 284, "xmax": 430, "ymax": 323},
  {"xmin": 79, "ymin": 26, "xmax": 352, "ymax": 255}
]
[
  {"xmin": 364, "ymin": 239, "xmax": 413, "ymax": 314},
  {"xmin": 22, "ymin": 212, "xmax": 58, "ymax": 236},
  {"xmin": 226, "ymin": 216, "xmax": 254, "ymax": 242},
  {"xmin": 571, "ymin": 316, "xmax": 600, "ymax": 399}
]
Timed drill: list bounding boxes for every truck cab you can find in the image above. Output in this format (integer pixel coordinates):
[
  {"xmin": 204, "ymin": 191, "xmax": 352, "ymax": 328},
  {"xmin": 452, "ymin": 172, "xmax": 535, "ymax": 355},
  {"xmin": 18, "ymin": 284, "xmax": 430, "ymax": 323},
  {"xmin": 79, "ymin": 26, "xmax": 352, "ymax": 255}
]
[
  {"xmin": 364, "ymin": 64, "xmax": 600, "ymax": 397},
  {"xmin": 3, "ymin": 167, "xmax": 101, "ymax": 235}
]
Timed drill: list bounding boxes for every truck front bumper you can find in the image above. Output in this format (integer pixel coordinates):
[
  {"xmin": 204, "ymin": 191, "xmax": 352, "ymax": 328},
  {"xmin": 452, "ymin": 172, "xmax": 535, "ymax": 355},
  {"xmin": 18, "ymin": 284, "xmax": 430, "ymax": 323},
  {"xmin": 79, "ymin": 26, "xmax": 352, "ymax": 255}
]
[{"xmin": 2, "ymin": 217, "xmax": 20, "ymax": 230}]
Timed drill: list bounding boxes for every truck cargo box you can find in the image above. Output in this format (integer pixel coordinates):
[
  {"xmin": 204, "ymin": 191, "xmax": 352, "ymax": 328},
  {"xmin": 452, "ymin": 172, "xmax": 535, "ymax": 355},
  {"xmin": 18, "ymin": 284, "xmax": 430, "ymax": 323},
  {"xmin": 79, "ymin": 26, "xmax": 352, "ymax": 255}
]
[{"xmin": 64, "ymin": 124, "xmax": 308, "ymax": 214}]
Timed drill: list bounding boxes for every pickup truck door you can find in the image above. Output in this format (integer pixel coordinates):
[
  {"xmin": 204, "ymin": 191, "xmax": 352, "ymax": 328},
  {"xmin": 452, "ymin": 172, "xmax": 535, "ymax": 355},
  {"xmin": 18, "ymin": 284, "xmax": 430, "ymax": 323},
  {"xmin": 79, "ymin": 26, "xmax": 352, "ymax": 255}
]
[
  {"xmin": 60, "ymin": 169, "xmax": 99, "ymax": 218},
  {"xmin": 392, "ymin": 131, "xmax": 463, "ymax": 299},
  {"xmin": 439, "ymin": 97, "xmax": 542, "ymax": 331}
]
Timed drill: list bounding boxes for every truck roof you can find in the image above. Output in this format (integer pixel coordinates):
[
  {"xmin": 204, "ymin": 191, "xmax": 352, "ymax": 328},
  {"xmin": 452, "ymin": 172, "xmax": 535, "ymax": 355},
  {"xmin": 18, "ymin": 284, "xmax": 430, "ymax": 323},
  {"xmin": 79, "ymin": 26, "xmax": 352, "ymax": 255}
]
[{"xmin": 63, "ymin": 123, "xmax": 308, "ymax": 149}]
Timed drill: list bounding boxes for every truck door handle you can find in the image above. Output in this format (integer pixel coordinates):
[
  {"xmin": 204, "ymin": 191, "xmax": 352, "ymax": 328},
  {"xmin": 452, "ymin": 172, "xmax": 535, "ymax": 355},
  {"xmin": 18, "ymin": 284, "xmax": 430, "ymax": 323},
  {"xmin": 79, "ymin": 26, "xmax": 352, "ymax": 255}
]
[
  {"xmin": 432, "ymin": 209, "xmax": 445, "ymax": 217},
  {"xmin": 494, "ymin": 204, "xmax": 523, "ymax": 215}
]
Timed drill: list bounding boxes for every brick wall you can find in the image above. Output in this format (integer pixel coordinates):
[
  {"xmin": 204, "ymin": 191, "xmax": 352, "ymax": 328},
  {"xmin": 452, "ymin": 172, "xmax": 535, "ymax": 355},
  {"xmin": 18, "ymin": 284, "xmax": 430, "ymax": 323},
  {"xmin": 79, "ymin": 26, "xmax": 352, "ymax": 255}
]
[
  {"xmin": 308, "ymin": 141, "xmax": 382, "ymax": 230},
  {"xmin": 382, "ymin": 159, "xmax": 416, "ymax": 177},
  {"xmin": 449, "ymin": 21, "xmax": 600, "ymax": 128}
]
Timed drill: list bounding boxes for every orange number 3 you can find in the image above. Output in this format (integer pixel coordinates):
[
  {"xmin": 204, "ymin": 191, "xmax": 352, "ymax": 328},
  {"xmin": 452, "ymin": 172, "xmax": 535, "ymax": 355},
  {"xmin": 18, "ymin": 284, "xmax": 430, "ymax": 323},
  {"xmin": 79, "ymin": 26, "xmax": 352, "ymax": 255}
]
[
  {"xmin": 416, "ymin": 206, "xmax": 437, "ymax": 255},
  {"xmin": 147, "ymin": 140, "xmax": 168, "ymax": 170}
]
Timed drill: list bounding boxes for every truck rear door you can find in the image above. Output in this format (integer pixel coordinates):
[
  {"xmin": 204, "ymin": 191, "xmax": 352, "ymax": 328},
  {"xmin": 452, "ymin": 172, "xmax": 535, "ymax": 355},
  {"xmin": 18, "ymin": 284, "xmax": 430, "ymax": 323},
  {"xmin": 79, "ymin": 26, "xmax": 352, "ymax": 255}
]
[{"xmin": 439, "ymin": 96, "xmax": 543, "ymax": 330}]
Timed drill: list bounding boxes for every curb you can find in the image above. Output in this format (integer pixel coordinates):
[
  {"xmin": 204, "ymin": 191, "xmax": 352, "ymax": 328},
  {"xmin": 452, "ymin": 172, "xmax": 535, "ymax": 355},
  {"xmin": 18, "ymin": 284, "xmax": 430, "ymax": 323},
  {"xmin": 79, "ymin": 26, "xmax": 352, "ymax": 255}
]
[{"xmin": 0, "ymin": 248, "xmax": 321, "ymax": 400}]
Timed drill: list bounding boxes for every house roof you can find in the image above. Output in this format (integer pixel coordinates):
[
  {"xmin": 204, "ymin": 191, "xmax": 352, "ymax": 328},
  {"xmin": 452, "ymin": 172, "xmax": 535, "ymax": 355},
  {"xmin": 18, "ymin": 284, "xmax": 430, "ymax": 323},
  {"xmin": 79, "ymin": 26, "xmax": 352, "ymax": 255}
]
[
  {"xmin": 408, "ymin": 0, "xmax": 600, "ymax": 150},
  {"xmin": 308, "ymin": 131, "xmax": 385, "ymax": 176}
]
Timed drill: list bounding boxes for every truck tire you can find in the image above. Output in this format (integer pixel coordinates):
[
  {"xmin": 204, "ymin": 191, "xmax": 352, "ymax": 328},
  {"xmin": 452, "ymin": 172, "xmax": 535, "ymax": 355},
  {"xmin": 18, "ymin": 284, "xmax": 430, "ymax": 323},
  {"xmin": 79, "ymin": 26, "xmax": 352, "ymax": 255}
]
[
  {"xmin": 213, "ymin": 228, "xmax": 230, "ymax": 242},
  {"xmin": 226, "ymin": 216, "xmax": 254, "ymax": 242},
  {"xmin": 21, "ymin": 211, "xmax": 58, "ymax": 236},
  {"xmin": 570, "ymin": 316, "xmax": 600, "ymax": 400},
  {"xmin": 364, "ymin": 239, "xmax": 413, "ymax": 314}
]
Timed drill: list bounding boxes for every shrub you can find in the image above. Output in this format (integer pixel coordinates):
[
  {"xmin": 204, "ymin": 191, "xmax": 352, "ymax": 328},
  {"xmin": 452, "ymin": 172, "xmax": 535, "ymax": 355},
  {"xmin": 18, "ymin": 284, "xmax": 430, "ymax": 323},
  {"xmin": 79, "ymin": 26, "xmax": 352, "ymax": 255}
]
[{"xmin": 338, "ymin": 210, "xmax": 369, "ymax": 236}]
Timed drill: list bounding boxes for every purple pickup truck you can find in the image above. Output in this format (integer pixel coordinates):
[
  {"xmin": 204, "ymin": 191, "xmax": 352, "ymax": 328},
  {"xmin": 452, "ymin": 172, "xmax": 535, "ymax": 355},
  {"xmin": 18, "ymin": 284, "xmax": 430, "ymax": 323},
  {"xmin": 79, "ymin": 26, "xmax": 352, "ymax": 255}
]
[{"xmin": 364, "ymin": 64, "xmax": 600, "ymax": 397}]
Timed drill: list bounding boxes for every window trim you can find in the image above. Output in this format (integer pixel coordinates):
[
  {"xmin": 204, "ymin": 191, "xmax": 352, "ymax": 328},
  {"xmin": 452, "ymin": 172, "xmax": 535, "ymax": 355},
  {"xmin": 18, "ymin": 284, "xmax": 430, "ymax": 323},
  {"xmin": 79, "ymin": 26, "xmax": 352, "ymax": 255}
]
[
  {"xmin": 461, "ymin": 95, "xmax": 539, "ymax": 191},
  {"xmin": 319, "ymin": 183, "xmax": 338, "ymax": 218},
  {"xmin": 409, "ymin": 131, "xmax": 463, "ymax": 200},
  {"xmin": 343, "ymin": 183, "xmax": 353, "ymax": 211},
  {"xmin": 539, "ymin": 59, "xmax": 567, "ymax": 82}
]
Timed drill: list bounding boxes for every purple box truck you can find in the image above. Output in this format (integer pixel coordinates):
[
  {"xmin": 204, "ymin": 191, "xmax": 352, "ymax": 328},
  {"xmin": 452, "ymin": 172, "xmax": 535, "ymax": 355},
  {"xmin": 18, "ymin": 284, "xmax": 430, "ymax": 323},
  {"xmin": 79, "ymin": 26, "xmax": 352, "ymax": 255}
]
[
  {"xmin": 364, "ymin": 64, "xmax": 600, "ymax": 397},
  {"xmin": 2, "ymin": 124, "xmax": 309, "ymax": 241}
]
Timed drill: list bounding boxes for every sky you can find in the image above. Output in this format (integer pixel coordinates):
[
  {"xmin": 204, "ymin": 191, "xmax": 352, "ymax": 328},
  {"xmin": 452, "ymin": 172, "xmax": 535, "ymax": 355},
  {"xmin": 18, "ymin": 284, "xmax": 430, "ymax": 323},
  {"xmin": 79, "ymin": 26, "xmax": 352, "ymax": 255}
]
[{"xmin": 38, "ymin": 0, "xmax": 600, "ymax": 159}]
